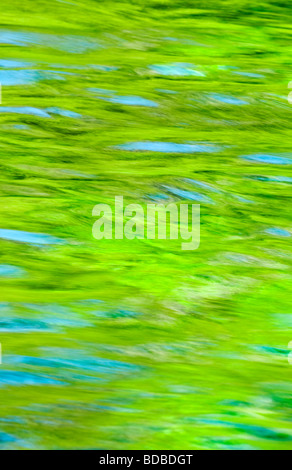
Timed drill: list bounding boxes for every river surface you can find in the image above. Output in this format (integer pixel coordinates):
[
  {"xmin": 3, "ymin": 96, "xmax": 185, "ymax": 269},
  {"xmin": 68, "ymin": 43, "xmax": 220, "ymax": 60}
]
[{"xmin": 0, "ymin": 0, "xmax": 291, "ymax": 450}]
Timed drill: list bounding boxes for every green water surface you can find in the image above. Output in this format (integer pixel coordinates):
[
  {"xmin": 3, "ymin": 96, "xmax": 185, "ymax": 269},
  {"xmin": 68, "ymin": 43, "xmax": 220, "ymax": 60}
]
[{"xmin": 0, "ymin": 0, "xmax": 292, "ymax": 450}]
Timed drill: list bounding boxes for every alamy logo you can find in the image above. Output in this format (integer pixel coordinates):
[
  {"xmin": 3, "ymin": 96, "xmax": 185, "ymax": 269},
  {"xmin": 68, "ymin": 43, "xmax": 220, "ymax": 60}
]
[
  {"xmin": 287, "ymin": 341, "xmax": 292, "ymax": 365},
  {"xmin": 92, "ymin": 196, "xmax": 200, "ymax": 250},
  {"xmin": 288, "ymin": 81, "xmax": 292, "ymax": 104}
]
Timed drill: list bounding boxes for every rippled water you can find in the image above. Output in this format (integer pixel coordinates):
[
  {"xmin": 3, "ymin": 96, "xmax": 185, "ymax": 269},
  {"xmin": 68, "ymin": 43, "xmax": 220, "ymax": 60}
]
[{"xmin": 0, "ymin": 0, "xmax": 292, "ymax": 450}]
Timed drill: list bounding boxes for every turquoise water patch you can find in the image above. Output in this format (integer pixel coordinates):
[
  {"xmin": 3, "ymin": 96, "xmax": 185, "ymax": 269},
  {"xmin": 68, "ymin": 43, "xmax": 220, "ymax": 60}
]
[
  {"xmin": 253, "ymin": 345, "xmax": 288, "ymax": 356},
  {"xmin": 155, "ymin": 89, "xmax": 177, "ymax": 94},
  {"xmin": 241, "ymin": 154, "xmax": 292, "ymax": 165},
  {"xmin": 147, "ymin": 193, "xmax": 170, "ymax": 202},
  {"xmin": 196, "ymin": 418, "xmax": 292, "ymax": 441},
  {"xmin": 0, "ymin": 69, "xmax": 73, "ymax": 85},
  {"xmin": 18, "ymin": 303, "xmax": 91, "ymax": 328},
  {"xmin": 0, "ymin": 59, "xmax": 33, "ymax": 68},
  {"xmin": 88, "ymin": 87, "xmax": 116, "ymax": 94},
  {"xmin": 265, "ymin": 228, "xmax": 291, "ymax": 237},
  {"xmin": 89, "ymin": 308, "xmax": 141, "ymax": 319},
  {"xmin": 163, "ymin": 185, "xmax": 213, "ymax": 203},
  {"xmin": 0, "ymin": 107, "xmax": 51, "ymax": 117},
  {"xmin": 91, "ymin": 65, "xmax": 118, "ymax": 71},
  {"xmin": 10, "ymin": 354, "xmax": 141, "ymax": 375},
  {"xmin": 249, "ymin": 175, "xmax": 292, "ymax": 183},
  {"xmin": 117, "ymin": 141, "xmax": 221, "ymax": 153},
  {"xmin": 232, "ymin": 71, "xmax": 265, "ymax": 78},
  {"xmin": 0, "ymin": 229, "xmax": 64, "ymax": 244},
  {"xmin": 0, "ymin": 30, "xmax": 31, "ymax": 46},
  {"xmin": 90, "ymin": 88, "xmax": 158, "ymax": 107},
  {"xmin": 267, "ymin": 176, "xmax": 292, "ymax": 183},
  {"xmin": 184, "ymin": 178, "xmax": 221, "ymax": 193},
  {"xmin": 0, "ymin": 371, "xmax": 62, "ymax": 387},
  {"xmin": 0, "ymin": 318, "xmax": 49, "ymax": 332},
  {"xmin": 0, "ymin": 432, "xmax": 16, "ymax": 444},
  {"xmin": 99, "ymin": 95, "xmax": 158, "ymax": 107},
  {"xmin": 13, "ymin": 124, "xmax": 30, "ymax": 130},
  {"xmin": 0, "ymin": 303, "xmax": 91, "ymax": 332},
  {"xmin": 232, "ymin": 194, "xmax": 254, "ymax": 204},
  {"xmin": 218, "ymin": 65, "xmax": 238, "ymax": 71},
  {"xmin": 0, "ymin": 264, "xmax": 25, "ymax": 277},
  {"xmin": 208, "ymin": 93, "xmax": 248, "ymax": 105},
  {"xmin": 46, "ymin": 107, "xmax": 82, "ymax": 118},
  {"xmin": 150, "ymin": 63, "xmax": 205, "ymax": 77},
  {"xmin": 0, "ymin": 30, "xmax": 99, "ymax": 53},
  {"xmin": 0, "ymin": 70, "xmax": 42, "ymax": 86},
  {"xmin": 40, "ymin": 315, "xmax": 90, "ymax": 328}
]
